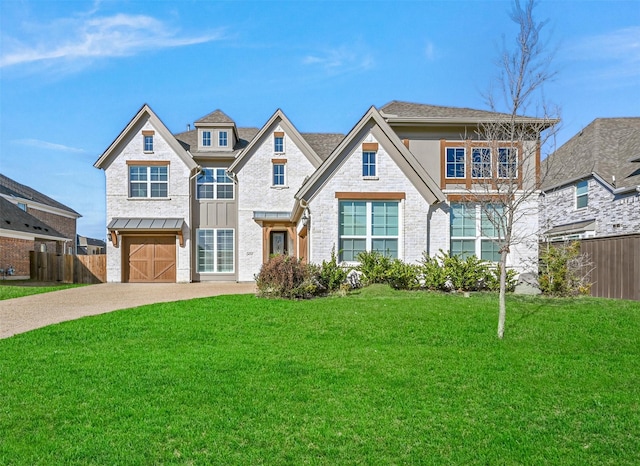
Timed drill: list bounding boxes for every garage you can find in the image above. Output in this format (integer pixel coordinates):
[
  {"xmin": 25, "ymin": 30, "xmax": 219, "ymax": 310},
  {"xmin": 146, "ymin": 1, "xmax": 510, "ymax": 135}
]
[{"xmin": 123, "ymin": 236, "xmax": 176, "ymax": 283}]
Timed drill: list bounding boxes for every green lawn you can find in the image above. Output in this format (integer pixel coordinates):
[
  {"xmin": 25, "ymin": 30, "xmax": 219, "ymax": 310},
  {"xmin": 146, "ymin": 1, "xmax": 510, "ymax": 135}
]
[
  {"xmin": 0, "ymin": 281, "xmax": 85, "ymax": 300},
  {"xmin": 1, "ymin": 286, "xmax": 639, "ymax": 464}
]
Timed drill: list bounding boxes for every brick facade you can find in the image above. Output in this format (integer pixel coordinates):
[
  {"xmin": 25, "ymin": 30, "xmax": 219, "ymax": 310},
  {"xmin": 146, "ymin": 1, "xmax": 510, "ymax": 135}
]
[
  {"xmin": 541, "ymin": 177, "xmax": 640, "ymax": 237},
  {"xmin": 0, "ymin": 237, "xmax": 32, "ymax": 278}
]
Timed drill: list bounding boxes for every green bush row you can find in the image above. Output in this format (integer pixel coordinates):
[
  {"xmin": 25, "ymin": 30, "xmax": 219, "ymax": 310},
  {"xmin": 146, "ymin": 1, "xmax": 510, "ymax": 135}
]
[{"xmin": 256, "ymin": 249, "xmax": 518, "ymax": 299}]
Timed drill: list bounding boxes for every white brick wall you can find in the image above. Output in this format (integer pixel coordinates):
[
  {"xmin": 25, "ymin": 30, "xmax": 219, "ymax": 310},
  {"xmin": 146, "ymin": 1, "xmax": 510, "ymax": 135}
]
[
  {"xmin": 104, "ymin": 120, "xmax": 192, "ymax": 282},
  {"xmin": 236, "ymin": 125, "xmax": 316, "ymax": 281},
  {"xmin": 307, "ymin": 132, "xmax": 434, "ymax": 265}
]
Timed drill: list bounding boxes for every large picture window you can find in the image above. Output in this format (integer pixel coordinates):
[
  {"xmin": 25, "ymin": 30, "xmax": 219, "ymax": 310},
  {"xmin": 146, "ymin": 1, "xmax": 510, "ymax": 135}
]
[
  {"xmin": 129, "ymin": 165, "xmax": 168, "ymax": 198},
  {"xmin": 450, "ymin": 203, "xmax": 504, "ymax": 261},
  {"xmin": 196, "ymin": 168, "xmax": 233, "ymax": 199},
  {"xmin": 197, "ymin": 229, "xmax": 234, "ymax": 273},
  {"xmin": 339, "ymin": 200, "xmax": 399, "ymax": 262}
]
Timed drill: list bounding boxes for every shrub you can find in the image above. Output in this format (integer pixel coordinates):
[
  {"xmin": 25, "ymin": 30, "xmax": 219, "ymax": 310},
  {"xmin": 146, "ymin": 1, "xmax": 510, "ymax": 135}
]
[
  {"xmin": 419, "ymin": 250, "xmax": 516, "ymax": 293},
  {"xmin": 317, "ymin": 247, "xmax": 348, "ymax": 293},
  {"xmin": 539, "ymin": 242, "xmax": 592, "ymax": 295},
  {"xmin": 356, "ymin": 250, "xmax": 393, "ymax": 285},
  {"xmin": 387, "ymin": 259, "xmax": 422, "ymax": 290},
  {"xmin": 255, "ymin": 255, "xmax": 321, "ymax": 299}
]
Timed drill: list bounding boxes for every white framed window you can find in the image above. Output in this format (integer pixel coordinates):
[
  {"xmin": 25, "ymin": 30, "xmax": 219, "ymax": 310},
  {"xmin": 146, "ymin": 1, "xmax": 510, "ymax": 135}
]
[
  {"xmin": 143, "ymin": 135, "xmax": 154, "ymax": 152},
  {"xmin": 498, "ymin": 147, "xmax": 518, "ymax": 178},
  {"xmin": 446, "ymin": 147, "xmax": 466, "ymax": 178},
  {"xmin": 576, "ymin": 180, "xmax": 588, "ymax": 209},
  {"xmin": 129, "ymin": 165, "xmax": 168, "ymax": 198},
  {"xmin": 272, "ymin": 162, "xmax": 286, "ymax": 186},
  {"xmin": 197, "ymin": 229, "xmax": 234, "ymax": 273},
  {"xmin": 202, "ymin": 131, "xmax": 211, "ymax": 147},
  {"xmin": 196, "ymin": 168, "xmax": 233, "ymax": 200},
  {"xmin": 339, "ymin": 200, "xmax": 399, "ymax": 262},
  {"xmin": 450, "ymin": 203, "xmax": 504, "ymax": 262},
  {"xmin": 274, "ymin": 134, "xmax": 284, "ymax": 153},
  {"xmin": 219, "ymin": 131, "xmax": 228, "ymax": 147},
  {"xmin": 472, "ymin": 148, "xmax": 491, "ymax": 178},
  {"xmin": 362, "ymin": 151, "xmax": 377, "ymax": 177}
]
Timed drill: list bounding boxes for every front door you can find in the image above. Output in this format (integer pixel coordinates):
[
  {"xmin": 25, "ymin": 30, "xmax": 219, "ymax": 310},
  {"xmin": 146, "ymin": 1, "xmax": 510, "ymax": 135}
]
[{"xmin": 270, "ymin": 231, "xmax": 288, "ymax": 256}]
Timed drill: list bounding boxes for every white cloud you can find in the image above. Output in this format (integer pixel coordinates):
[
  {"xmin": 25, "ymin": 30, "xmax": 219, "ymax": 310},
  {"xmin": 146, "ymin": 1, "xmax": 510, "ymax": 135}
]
[
  {"xmin": 302, "ymin": 45, "xmax": 374, "ymax": 75},
  {"xmin": 425, "ymin": 41, "xmax": 437, "ymax": 61},
  {"xmin": 12, "ymin": 139, "xmax": 87, "ymax": 153},
  {"xmin": 1, "ymin": 12, "xmax": 225, "ymax": 68},
  {"xmin": 563, "ymin": 26, "xmax": 640, "ymax": 85}
]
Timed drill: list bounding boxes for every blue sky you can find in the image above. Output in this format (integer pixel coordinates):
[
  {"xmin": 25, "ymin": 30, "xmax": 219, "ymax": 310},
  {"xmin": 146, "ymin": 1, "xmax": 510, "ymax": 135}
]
[{"xmin": 1, "ymin": 0, "xmax": 638, "ymax": 240}]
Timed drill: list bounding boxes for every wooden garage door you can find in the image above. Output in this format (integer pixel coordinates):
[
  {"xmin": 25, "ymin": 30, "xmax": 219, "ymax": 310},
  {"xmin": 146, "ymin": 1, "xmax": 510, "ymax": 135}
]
[{"xmin": 124, "ymin": 236, "xmax": 176, "ymax": 283}]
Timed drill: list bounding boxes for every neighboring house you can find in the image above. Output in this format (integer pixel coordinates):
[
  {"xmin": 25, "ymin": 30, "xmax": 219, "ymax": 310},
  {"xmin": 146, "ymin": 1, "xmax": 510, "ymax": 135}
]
[
  {"xmin": 77, "ymin": 235, "xmax": 106, "ymax": 255},
  {"xmin": 95, "ymin": 101, "xmax": 552, "ymax": 283},
  {"xmin": 541, "ymin": 118, "xmax": 640, "ymax": 241},
  {"xmin": 0, "ymin": 174, "xmax": 80, "ymax": 278}
]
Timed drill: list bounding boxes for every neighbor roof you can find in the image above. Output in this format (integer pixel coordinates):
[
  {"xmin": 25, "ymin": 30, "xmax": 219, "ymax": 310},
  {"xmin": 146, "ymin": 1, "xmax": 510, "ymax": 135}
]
[
  {"xmin": 300, "ymin": 133, "xmax": 345, "ymax": 161},
  {"xmin": 0, "ymin": 197, "xmax": 69, "ymax": 241},
  {"xmin": 0, "ymin": 174, "xmax": 80, "ymax": 216},
  {"xmin": 542, "ymin": 118, "xmax": 640, "ymax": 191}
]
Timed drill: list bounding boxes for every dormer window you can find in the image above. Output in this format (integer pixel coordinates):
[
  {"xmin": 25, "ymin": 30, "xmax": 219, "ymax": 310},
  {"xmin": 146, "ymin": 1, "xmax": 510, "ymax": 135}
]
[
  {"xmin": 202, "ymin": 131, "xmax": 211, "ymax": 147},
  {"xmin": 219, "ymin": 131, "xmax": 228, "ymax": 147},
  {"xmin": 274, "ymin": 132, "xmax": 284, "ymax": 153},
  {"xmin": 142, "ymin": 131, "xmax": 154, "ymax": 152}
]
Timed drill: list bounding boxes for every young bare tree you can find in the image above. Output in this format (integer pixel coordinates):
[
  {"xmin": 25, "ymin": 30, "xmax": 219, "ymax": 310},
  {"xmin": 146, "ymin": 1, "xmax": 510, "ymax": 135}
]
[{"xmin": 466, "ymin": 0, "xmax": 559, "ymax": 338}]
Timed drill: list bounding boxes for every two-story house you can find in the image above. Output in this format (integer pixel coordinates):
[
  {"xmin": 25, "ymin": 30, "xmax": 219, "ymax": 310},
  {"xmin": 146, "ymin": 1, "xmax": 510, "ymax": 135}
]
[
  {"xmin": 541, "ymin": 118, "xmax": 640, "ymax": 240},
  {"xmin": 0, "ymin": 174, "xmax": 80, "ymax": 278},
  {"xmin": 95, "ymin": 101, "xmax": 553, "ymax": 283}
]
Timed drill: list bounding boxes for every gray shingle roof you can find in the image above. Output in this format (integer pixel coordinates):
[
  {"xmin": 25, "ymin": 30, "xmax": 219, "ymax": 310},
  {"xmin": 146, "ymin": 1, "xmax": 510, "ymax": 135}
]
[
  {"xmin": 0, "ymin": 174, "xmax": 80, "ymax": 215},
  {"xmin": 174, "ymin": 127, "xmax": 260, "ymax": 157},
  {"xmin": 542, "ymin": 118, "xmax": 640, "ymax": 191},
  {"xmin": 194, "ymin": 109, "xmax": 235, "ymax": 124},
  {"xmin": 380, "ymin": 100, "xmax": 515, "ymax": 119},
  {"xmin": 301, "ymin": 133, "xmax": 344, "ymax": 161},
  {"xmin": 174, "ymin": 128, "xmax": 260, "ymax": 157},
  {"xmin": 0, "ymin": 197, "xmax": 68, "ymax": 239}
]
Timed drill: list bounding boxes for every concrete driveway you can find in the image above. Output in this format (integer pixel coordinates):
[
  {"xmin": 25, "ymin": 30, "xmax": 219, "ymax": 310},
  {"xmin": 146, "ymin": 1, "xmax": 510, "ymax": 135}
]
[{"xmin": 0, "ymin": 282, "xmax": 256, "ymax": 339}]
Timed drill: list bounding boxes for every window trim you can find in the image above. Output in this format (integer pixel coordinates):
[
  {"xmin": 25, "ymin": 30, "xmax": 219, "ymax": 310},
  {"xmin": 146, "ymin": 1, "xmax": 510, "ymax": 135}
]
[
  {"xmin": 338, "ymin": 199, "xmax": 402, "ymax": 263},
  {"xmin": 445, "ymin": 147, "xmax": 466, "ymax": 179},
  {"xmin": 202, "ymin": 130, "xmax": 212, "ymax": 147},
  {"xmin": 576, "ymin": 180, "xmax": 588, "ymax": 209},
  {"xmin": 196, "ymin": 168, "xmax": 234, "ymax": 200},
  {"xmin": 218, "ymin": 130, "xmax": 228, "ymax": 148},
  {"xmin": 127, "ymin": 162, "xmax": 169, "ymax": 199},
  {"xmin": 272, "ymin": 159, "xmax": 287, "ymax": 187},
  {"xmin": 274, "ymin": 132, "xmax": 285, "ymax": 153},
  {"xmin": 196, "ymin": 228, "xmax": 235, "ymax": 274},
  {"xmin": 362, "ymin": 151, "xmax": 377, "ymax": 178}
]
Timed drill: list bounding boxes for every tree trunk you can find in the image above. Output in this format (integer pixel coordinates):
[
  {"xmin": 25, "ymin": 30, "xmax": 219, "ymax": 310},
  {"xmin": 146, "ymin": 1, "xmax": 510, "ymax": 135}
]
[{"xmin": 497, "ymin": 249, "xmax": 509, "ymax": 339}]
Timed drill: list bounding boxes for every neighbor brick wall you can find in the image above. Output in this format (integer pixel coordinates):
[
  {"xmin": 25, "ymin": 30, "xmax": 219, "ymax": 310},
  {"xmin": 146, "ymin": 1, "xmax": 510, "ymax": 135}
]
[
  {"xmin": 26, "ymin": 208, "xmax": 76, "ymax": 243},
  {"xmin": 0, "ymin": 237, "xmax": 33, "ymax": 278}
]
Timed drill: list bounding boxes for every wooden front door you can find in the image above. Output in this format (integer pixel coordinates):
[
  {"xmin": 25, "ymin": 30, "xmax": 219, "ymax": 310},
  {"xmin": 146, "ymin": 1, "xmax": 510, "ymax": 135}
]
[{"xmin": 124, "ymin": 236, "xmax": 176, "ymax": 283}]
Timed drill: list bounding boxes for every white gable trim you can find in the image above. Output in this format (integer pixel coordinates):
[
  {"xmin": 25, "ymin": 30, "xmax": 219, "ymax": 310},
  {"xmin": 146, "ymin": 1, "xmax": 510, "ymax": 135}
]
[
  {"xmin": 94, "ymin": 104, "xmax": 197, "ymax": 171},
  {"xmin": 228, "ymin": 109, "xmax": 323, "ymax": 173}
]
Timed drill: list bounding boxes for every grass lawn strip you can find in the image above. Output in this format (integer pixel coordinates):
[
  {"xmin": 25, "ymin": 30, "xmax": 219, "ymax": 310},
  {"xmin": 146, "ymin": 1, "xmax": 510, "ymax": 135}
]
[
  {"xmin": 0, "ymin": 281, "xmax": 85, "ymax": 300},
  {"xmin": 0, "ymin": 286, "xmax": 638, "ymax": 464}
]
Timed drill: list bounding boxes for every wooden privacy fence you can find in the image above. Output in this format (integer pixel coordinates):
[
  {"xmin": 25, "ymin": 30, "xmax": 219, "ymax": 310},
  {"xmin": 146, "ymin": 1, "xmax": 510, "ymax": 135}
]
[
  {"xmin": 578, "ymin": 234, "xmax": 639, "ymax": 301},
  {"xmin": 30, "ymin": 252, "xmax": 106, "ymax": 284}
]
